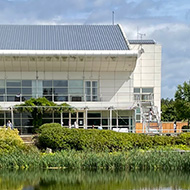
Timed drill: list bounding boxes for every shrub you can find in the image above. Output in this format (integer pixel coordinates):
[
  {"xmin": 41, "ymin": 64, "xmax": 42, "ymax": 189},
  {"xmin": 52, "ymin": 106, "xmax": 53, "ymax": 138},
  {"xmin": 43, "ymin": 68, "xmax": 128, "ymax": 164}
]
[
  {"xmin": 0, "ymin": 127, "xmax": 24, "ymax": 152},
  {"xmin": 38, "ymin": 123, "xmax": 62, "ymax": 133},
  {"xmin": 38, "ymin": 126, "xmax": 188, "ymax": 152}
]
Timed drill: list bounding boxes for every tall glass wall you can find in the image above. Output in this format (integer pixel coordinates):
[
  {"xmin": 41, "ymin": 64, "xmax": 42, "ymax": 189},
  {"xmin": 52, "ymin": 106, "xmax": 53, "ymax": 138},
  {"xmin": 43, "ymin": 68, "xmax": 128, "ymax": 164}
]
[{"xmin": 0, "ymin": 79, "xmax": 98, "ymax": 102}]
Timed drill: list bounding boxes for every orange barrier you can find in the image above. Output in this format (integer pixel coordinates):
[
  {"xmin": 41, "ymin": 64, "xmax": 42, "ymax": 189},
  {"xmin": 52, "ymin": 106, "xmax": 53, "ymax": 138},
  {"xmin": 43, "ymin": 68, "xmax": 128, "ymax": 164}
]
[{"xmin": 135, "ymin": 122, "xmax": 188, "ymax": 133}]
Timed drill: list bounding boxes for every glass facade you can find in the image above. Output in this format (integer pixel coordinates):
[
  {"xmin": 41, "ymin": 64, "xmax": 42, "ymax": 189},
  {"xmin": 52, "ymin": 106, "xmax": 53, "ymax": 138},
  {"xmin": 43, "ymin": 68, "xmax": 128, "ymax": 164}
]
[
  {"xmin": 0, "ymin": 79, "xmax": 99, "ymax": 102},
  {"xmin": 0, "ymin": 110, "xmax": 133, "ymax": 134}
]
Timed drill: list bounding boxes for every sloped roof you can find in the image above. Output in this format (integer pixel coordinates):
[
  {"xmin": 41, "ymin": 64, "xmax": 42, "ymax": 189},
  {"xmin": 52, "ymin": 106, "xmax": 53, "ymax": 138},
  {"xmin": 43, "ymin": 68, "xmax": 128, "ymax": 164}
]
[
  {"xmin": 0, "ymin": 25, "xmax": 129, "ymax": 51},
  {"xmin": 129, "ymin": 40, "xmax": 156, "ymax": 44}
]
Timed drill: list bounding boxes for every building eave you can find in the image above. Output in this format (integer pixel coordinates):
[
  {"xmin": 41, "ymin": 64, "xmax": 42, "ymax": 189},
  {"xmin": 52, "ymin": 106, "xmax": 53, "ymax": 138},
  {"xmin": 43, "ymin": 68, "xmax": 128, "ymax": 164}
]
[{"xmin": 0, "ymin": 50, "xmax": 139, "ymax": 57}]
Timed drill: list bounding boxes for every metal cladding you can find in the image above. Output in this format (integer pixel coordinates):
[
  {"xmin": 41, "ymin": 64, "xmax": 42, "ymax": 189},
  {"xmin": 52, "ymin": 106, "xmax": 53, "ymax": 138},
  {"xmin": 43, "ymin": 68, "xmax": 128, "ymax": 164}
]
[
  {"xmin": 129, "ymin": 40, "xmax": 156, "ymax": 44},
  {"xmin": 0, "ymin": 25, "xmax": 129, "ymax": 50}
]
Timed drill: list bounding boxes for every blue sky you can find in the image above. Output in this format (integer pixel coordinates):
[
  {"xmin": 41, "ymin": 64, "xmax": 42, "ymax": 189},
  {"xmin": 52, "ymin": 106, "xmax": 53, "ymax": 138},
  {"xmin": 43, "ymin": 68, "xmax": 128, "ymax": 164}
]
[{"xmin": 0, "ymin": 0, "xmax": 190, "ymax": 99}]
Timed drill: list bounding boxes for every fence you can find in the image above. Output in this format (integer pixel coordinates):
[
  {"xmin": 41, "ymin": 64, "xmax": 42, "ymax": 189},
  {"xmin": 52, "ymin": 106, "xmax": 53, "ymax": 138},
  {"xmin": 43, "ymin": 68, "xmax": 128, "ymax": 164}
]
[{"xmin": 135, "ymin": 122, "xmax": 188, "ymax": 134}]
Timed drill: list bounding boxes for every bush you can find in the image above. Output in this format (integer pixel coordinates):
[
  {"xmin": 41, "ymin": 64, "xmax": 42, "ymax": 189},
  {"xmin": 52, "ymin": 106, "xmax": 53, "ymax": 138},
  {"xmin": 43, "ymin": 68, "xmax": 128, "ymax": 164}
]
[
  {"xmin": 182, "ymin": 125, "xmax": 190, "ymax": 132},
  {"xmin": 38, "ymin": 126, "xmax": 179, "ymax": 152},
  {"xmin": 0, "ymin": 127, "xmax": 24, "ymax": 152},
  {"xmin": 38, "ymin": 123, "xmax": 62, "ymax": 133}
]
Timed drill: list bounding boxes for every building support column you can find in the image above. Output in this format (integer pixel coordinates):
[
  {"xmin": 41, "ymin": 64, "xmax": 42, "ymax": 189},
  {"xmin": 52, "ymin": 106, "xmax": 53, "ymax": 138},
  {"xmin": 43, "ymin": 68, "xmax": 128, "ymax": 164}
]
[
  {"xmin": 11, "ymin": 106, "xmax": 14, "ymax": 127},
  {"xmin": 69, "ymin": 112, "xmax": 71, "ymax": 128},
  {"xmin": 109, "ymin": 107, "xmax": 113, "ymax": 130},
  {"xmin": 61, "ymin": 111, "xmax": 63, "ymax": 126},
  {"xmin": 116, "ymin": 110, "xmax": 118, "ymax": 128},
  {"xmin": 84, "ymin": 107, "xmax": 88, "ymax": 129}
]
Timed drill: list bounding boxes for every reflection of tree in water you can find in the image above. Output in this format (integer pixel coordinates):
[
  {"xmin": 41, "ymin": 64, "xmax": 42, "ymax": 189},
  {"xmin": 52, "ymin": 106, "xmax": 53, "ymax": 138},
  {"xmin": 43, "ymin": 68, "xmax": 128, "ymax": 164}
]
[{"xmin": 0, "ymin": 170, "xmax": 190, "ymax": 190}]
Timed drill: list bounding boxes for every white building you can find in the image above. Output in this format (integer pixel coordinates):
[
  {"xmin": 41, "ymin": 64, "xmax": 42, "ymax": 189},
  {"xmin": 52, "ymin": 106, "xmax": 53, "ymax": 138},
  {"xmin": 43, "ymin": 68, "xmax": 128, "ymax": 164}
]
[{"xmin": 0, "ymin": 25, "xmax": 161, "ymax": 133}]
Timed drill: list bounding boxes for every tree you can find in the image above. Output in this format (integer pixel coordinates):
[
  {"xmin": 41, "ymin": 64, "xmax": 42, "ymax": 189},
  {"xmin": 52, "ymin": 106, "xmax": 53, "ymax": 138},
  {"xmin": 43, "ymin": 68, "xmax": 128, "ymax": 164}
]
[
  {"xmin": 174, "ymin": 80, "xmax": 190, "ymax": 126},
  {"xmin": 15, "ymin": 97, "xmax": 74, "ymax": 132},
  {"xmin": 161, "ymin": 98, "xmax": 179, "ymax": 121}
]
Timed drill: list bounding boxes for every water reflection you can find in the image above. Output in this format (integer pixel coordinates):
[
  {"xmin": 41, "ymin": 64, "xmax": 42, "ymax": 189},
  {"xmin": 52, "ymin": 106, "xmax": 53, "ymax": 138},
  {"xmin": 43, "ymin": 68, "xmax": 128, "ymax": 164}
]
[{"xmin": 0, "ymin": 170, "xmax": 190, "ymax": 190}]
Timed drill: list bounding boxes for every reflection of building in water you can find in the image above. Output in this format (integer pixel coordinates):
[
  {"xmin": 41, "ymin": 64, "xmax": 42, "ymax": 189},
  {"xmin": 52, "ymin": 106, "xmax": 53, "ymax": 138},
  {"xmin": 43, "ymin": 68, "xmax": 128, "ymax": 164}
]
[{"xmin": 0, "ymin": 25, "xmax": 161, "ymax": 134}]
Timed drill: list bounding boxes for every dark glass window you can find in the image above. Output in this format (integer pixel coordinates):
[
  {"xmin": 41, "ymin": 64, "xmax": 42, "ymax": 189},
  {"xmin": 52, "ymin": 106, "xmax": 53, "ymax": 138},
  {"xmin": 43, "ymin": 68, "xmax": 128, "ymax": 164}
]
[
  {"xmin": 88, "ymin": 119, "xmax": 100, "ymax": 126},
  {"xmin": 7, "ymin": 81, "xmax": 21, "ymax": 87},
  {"xmin": 22, "ymin": 88, "xmax": 32, "ymax": 94},
  {"xmin": 88, "ymin": 113, "xmax": 101, "ymax": 118},
  {"xmin": 54, "ymin": 88, "xmax": 68, "ymax": 94},
  {"xmin": 54, "ymin": 112, "xmax": 61, "ymax": 118},
  {"xmin": 118, "ymin": 119, "xmax": 129, "ymax": 125},
  {"xmin": 79, "ymin": 112, "xmax": 83, "ymax": 118},
  {"xmin": 14, "ymin": 119, "xmax": 21, "ymax": 126},
  {"xmin": 43, "ymin": 113, "xmax": 53, "ymax": 118},
  {"xmin": 0, "ymin": 88, "xmax": 5, "ymax": 93},
  {"xmin": 54, "ymin": 96, "xmax": 68, "ymax": 101},
  {"xmin": 43, "ymin": 88, "xmax": 53, "ymax": 95},
  {"xmin": 22, "ymin": 80, "xmax": 32, "ymax": 87},
  {"xmin": 7, "ymin": 88, "xmax": 21, "ymax": 94},
  {"xmin": 134, "ymin": 88, "xmax": 140, "ymax": 93},
  {"xmin": 63, "ymin": 113, "xmax": 69, "ymax": 118},
  {"xmin": 43, "ymin": 80, "xmax": 52, "ymax": 87},
  {"xmin": 142, "ymin": 88, "xmax": 153, "ymax": 93},
  {"xmin": 112, "ymin": 119, "xmax": 117, "ymax": 125},
  {"xmin": 7, "ymin": 96, "xmax": 16, "ymax": 101},
  {"xmin": 53, "ymin": 80, "xmax": 68, "ymax": 87},
  {"xmin": 22, "ymin": 119, "xmax": 33, "ymax": 126},
  {"xmin": 102, "ymin": 119, "xmax": 108, "ymax": 125}
]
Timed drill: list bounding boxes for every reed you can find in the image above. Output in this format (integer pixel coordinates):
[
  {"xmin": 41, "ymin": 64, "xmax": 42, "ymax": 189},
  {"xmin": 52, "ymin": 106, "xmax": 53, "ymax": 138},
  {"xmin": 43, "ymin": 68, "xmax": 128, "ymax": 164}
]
[{"xmin": 0, "ymin": 149, "xmax": 190, "ymax": 171}]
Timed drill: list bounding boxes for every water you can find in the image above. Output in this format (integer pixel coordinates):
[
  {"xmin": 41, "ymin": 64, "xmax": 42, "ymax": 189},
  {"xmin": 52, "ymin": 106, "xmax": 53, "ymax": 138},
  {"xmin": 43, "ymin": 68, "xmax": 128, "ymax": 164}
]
[{"xmin": 0, "ymin": 170, "xmax": 190, "ymax": 190}]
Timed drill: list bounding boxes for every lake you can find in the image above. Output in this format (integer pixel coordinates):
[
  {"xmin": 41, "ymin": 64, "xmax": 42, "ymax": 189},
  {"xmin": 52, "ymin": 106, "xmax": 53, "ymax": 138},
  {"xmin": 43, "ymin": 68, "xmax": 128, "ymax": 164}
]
[{"xmin": 0, "ymin": 170, "xmax": 190, "ymax": 190}]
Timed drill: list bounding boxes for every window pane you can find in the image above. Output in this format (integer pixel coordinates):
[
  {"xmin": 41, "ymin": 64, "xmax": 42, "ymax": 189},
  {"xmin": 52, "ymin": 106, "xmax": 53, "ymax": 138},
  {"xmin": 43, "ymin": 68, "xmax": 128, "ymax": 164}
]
[
  {"xmin": 134, "ymin": 88, "xmax": 140, "ymax": 93},
  {"xmin": 88, "ymin": 113, "xmax": 101, "ymax": 118},
  {"xmin": 43, "ymin": 80, "xmax": 52, "ymax": 87},
  {"xmin": 69, "ymin": 80, "xmax": 83, "ymax": 88},
  {"xmin": 22, "ymin": 88, "xmax": 32, "ymax": 94},
  {"xmin": 118, "ymin": 119, "xmax": 129, "ymax": 125},
  {"xmin": 54, "ymin": 88, "xmax": 68, "ymax": 94},
  {"xmin": 7, "ymin": 88, "xmax": 21, "ymax": 94},
  {"xmin": 142, "ymin": 88, "xmax": 153, "ymax": 93},
  {"xmin": 43, "ymin": 88, "xmax": 53, "ymax": 95},
  {"xmin": 69, "ymin": 88, "xmax": 83, "ymax": 94},
  {"xmin": 88, "ymin": 119, "xmax": 100, "ymax": 126},
  {"xmin": 85, "ymin": 81, "xmax": 91, "ymax": 88},
  {"xmin": 92, "ymin": 96, "xmax": 98, "ymax": 101},
  {"xmin": 22, "ymin": 119, "xmax": 33, "ymax": 126},
  {"xmin": 79, "ymin": 112, "xmax": 83, "ymax": 118},
  {"xmin": 54, "ymin": 96, "xmax": 68, "ymax": 101},
  {"xmin": 22, "ymin": 80, "xmax": 32, "ymax": 87},
  {"xmin": 92, "ymin": 81, "xmax": 98, "ymax": 87},
  {"xmin": 102, "ymin": 119, "xmax": 108, "ymax": 125},
  {"xmin": 85, "ymin": 88, "xmax": 91, "ymax": 95},
  {"xmin": 92, "ymin": 88, "xmax": 98, "ymax": 95},
  {"xmin": 7, "ymin": 80, "xmax": 21, "ymax": 87},
  {"xmin": 86, "ymin": 96, "xmax": 91, "ymax": 101},
  {"xmin": 0, "ymin": 88, "xmax": 5, "ymax": 94},
  {"xmin": 53, "ymin": 80, "xmax": 68, "ymax": 87}
]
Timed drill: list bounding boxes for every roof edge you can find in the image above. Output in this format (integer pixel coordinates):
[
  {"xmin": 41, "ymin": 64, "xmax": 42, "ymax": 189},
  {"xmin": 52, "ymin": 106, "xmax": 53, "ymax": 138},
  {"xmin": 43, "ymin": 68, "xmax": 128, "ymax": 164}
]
[{"xmin": 0, "ymin": 50, "xmax": 139, "ymax": 57}]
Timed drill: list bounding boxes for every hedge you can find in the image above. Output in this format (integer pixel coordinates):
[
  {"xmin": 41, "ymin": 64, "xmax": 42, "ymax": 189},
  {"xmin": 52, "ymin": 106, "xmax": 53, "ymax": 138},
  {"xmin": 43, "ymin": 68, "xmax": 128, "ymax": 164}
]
[{"xmin": 37, "ymin": 124, "xmax": 187, "ymax": 151}]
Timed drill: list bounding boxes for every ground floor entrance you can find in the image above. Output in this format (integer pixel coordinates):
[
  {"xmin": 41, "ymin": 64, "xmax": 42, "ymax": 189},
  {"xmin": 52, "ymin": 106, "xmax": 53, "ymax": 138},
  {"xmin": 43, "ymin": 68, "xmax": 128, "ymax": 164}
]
[{"xmin": 0, "ymin": 109, "xmax": 135, "ymax": 134}]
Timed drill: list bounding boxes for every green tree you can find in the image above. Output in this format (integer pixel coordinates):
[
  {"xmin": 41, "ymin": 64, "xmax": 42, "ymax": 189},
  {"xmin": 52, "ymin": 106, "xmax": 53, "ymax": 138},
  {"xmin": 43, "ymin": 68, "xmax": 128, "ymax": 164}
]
[
  {"xmin": 175, "ymin": 80, "xmax": 190, "ymax": 126},
  {"xmin": 15, "ymin": 97, "xmax": 74, "ymax": 132},
  {"xmin": 161, "ymin": 98, "xmax": 179, "ymax": 121}
]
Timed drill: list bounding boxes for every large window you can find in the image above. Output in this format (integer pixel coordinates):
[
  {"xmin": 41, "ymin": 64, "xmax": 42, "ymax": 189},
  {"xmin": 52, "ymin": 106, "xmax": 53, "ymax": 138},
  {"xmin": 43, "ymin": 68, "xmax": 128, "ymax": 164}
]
[
  {"xmin": 0, "ymin": 79, "xmax": 99, "ymax": 102},
  {"xmin": 85, "ymin": 81, "xmax": 98, "ymax": 101}
]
